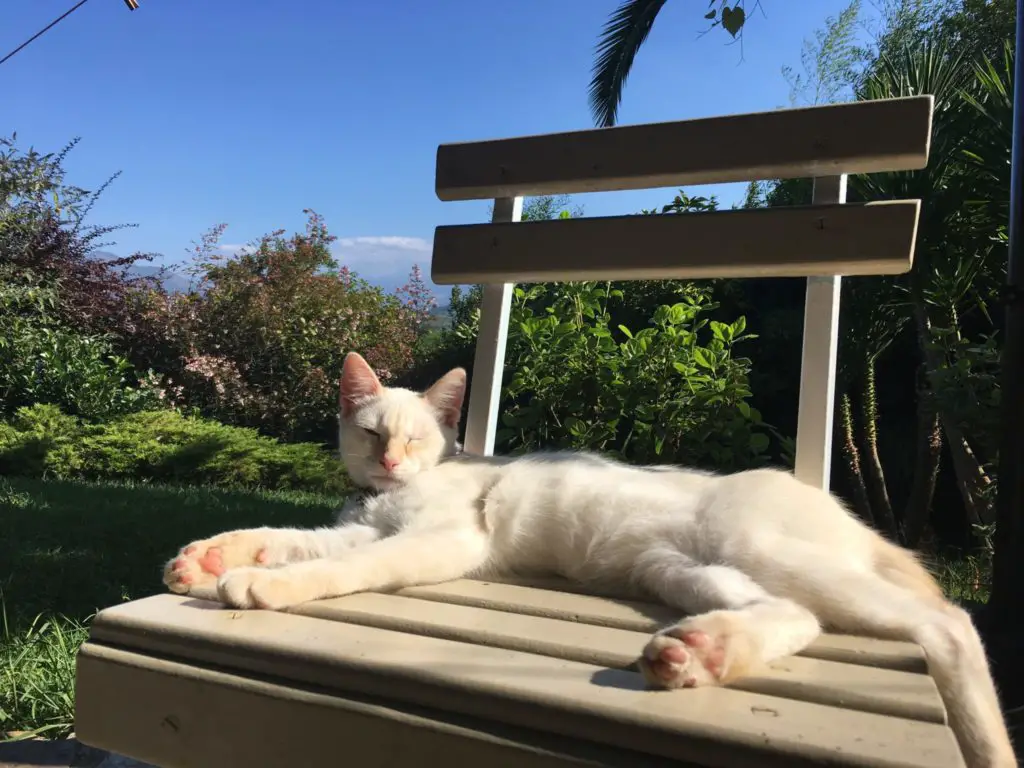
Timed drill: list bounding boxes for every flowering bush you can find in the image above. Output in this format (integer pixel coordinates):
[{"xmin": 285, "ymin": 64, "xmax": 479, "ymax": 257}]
[
  {"xmin": 1, "ymin": 137, "xmax": 161, "ymax": 420},
  {"xmin": 129, "ymin": 211, "xmax": 431, "ymax": 444},
  {"xmin": 1, "ymin": 135, "xmax": 162, "ymax": 340}
]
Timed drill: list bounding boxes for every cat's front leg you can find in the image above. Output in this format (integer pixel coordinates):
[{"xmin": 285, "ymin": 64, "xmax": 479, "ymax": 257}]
[
  {"xmin": 216, "ymin": 525, "xmax": 489, "ymax": 610},
  {"xmin": 164, "ymin": 524, "xmax": 380, "ymax": 595}
]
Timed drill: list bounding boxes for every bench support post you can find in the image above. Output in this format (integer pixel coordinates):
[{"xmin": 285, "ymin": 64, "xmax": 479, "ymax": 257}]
[
  {"xmin": 794, "ymin": 174, "xmax": 847, "ymax": 491},
  {"xmin": 463, "ymin": 196, "xmax": 523, "ymax": 456}
]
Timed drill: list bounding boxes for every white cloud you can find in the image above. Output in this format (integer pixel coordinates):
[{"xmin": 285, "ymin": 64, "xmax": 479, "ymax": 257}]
[
  {"xmin": 217, "ymin": 243, "xmax": 248, "ymax": 255},
  {"xmin": 335, "ymin": 236, "xmax": 431, "ymax": 252},
  {"xmin": 333, "ymin": 235, "xmax": 437, "ymax": 293}
]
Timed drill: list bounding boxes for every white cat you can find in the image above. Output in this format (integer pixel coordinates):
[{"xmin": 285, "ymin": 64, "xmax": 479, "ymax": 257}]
[{"xmin": 164, "ymin": 351, "xmax": 1015, "ymax": 767}]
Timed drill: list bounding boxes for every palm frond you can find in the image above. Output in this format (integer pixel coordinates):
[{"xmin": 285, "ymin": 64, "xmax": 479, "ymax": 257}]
[
  {"xmin": 853, "ymin": 34, "xmax": 971, "ymax": 202},
  {"xmin": 961, "ymin": 41, "xmax": 1014, "ymax": 194},
  {"xmin": 588, "ymin": 0, "xmax": 668, "ymax": 128}
]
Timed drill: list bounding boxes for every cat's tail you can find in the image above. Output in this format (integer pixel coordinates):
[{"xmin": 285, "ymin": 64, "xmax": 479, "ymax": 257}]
[{"xmin": 871, "ymin": 534, "xmax": 945, "ymax": 603}]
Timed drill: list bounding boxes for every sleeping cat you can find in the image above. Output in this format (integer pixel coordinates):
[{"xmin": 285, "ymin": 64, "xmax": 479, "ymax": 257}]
[{"xmin": 164, "ymin": 351, "xmax": 1015, "ymax": 767}]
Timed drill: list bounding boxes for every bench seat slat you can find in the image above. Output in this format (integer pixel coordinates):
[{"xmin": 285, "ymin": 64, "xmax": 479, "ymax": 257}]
[
  {"xmin": 78, "ymin": 644, "xmax": 686, "ymax": 768},
  {"xmin": 294, "ymin": 591, "xmax": 944, "ymax": 723},
  {"xmin": 395, "ymin": 578, "xmax": 930, "ymax": 673}
]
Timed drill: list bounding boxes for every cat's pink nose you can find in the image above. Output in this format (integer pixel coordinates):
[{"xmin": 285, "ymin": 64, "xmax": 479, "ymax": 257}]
[{"xmin": 380, "ymin": 455, "xmax": 401, "ymax": 472}]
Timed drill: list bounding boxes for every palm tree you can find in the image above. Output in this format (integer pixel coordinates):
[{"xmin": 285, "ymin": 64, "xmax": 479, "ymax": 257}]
[{"xmin": 588, "ymin": 1, "xmax": 751, "ymax": 127}]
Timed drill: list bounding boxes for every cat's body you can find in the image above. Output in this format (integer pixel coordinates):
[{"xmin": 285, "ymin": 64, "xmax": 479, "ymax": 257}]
[
  {"xmin": 341, "ymin": 451, "xmax": 877, "ymax": 597},
  {"xmin": 164, "ymin": 353, "xmax": 1015, "ymax": 767}
]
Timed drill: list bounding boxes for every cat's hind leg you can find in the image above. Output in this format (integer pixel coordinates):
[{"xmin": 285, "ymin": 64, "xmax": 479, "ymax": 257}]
[
  {"xmin": 803, "ymin": 565, "xmax": 1014, "ymax": 768},
  {"xmin": 632, "ymin": 548, "xmax": 821, "ymax": 688},
  {"xmin": 164, "ymin": 524, "xmax": 380, "ymax": 595}
]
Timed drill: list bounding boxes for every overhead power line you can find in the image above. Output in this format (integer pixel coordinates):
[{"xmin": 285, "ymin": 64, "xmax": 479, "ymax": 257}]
[{"xmin": 0, "ymin": 0, "xmax": 142, "ymax": 69}]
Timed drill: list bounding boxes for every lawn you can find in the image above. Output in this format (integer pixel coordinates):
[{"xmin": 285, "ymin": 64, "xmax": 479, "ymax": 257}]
[{"xmin": 0, "ymin": 476, "xmax": 342, "ymax": 739}]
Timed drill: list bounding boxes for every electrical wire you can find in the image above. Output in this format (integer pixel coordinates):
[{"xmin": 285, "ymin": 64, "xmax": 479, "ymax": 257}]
[{"xmin": 0, "ymin": 0, "xmax": 94, "ymax": 68}]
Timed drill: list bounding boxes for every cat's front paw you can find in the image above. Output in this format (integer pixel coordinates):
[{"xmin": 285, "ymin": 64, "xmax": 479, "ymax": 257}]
[
  {"xmin": 639, "ymin": 613, "xmax": 751, "ymax": 689},
  {"xmin": 163, "ymin": 529, "xmax": 289, "ymax": 595},
  {"xmin": 216, "ymin": 566, "xmax": 318, "ymax": 610}
]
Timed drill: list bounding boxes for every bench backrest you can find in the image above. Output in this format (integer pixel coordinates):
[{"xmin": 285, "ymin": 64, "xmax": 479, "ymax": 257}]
[{"xmin": 430, "ymin": 95, "xmax": 933, "ymax": 490}]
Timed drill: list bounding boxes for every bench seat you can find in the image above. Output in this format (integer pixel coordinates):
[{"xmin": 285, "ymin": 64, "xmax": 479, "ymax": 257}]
[{"xmin": 76, "ymin": 577, "xmax": 964, "ymax": 767}]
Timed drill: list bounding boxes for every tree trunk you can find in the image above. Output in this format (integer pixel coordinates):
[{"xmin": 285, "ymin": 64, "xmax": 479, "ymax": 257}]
[
  {"xmin": 902, "ymin": 369, "xmax": 943, "ymax": 548},
  {"xmin": 943, "ymin": 425, "xmax": 995, "ymax": 525},
  {"xmin": 838, "ymin": 392, "xmax": 876, "ymax": 528},
  {"xmin": 912, "ymin": 301, "xmax": 994, "ymax": 526},
  {"xmin": 859, "ymin": 358, "xmax": 900, "ymax": 540}
]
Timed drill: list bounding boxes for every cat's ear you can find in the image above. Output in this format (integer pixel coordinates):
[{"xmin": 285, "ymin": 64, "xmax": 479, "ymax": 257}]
[
  {"xmin": 340, "ymin": 352, "xmax": 383, "ymax": 418},
  {"xmin": 423, "ymin": 367, "xmax": 467, "ymax": 429}
]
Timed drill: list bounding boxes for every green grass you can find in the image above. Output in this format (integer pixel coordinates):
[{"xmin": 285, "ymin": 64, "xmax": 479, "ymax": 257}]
[
  {"xmin": 0, "ymin": 476, "xmax": 342, "ymax": 628},
  {"xmin": 933, "ymin": 554, "xmax": 992, "ymax": 604},
  {"xmin": 1, "ymin": 612, "xmax": 86, "ymax": 739},
  {"xmin": 0, "ymin": 475, "xmax": 342, "ymax": 739}
]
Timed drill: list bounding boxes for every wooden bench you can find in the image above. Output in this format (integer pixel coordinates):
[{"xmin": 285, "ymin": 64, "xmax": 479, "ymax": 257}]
[{"xmin": 76, "ymin": 95, "xmax": 966, "ymax": 767}]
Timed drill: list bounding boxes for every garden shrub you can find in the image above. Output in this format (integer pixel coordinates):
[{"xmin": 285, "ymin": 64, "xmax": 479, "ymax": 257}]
[
  {"xmin": 497, "ymin": 281, "xmax": 772, "ymax": 471},
  {"xmin": 0, "ymin": 405, "xmax": 351, "ymax": 494},
  {"xmin": 0, "ymin": 270, "xmax": 161, "ymax": 420}
]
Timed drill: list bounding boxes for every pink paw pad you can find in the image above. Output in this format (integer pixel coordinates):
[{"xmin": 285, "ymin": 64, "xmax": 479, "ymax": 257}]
[
  {"xmin": 647, "ymin": 644, "xmax": 695, "ymax": 686},
  {"xmin": 645, "ymin": 629, "xmax": 727, "ymax": 687},
  {"xmin": 196, "ymin": 547, "xmax": 226, "ymax": 576},
  {"xmin": 670, "ymin": 629, "xmax": 725, "ymax": 679}
]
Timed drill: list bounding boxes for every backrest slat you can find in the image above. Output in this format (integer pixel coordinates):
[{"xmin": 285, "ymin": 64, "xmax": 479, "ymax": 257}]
[
  {"xmin": 431, "ymin": 201, "xmax": 919, "ymax": 285},
  {"xmin": 436, "ymin": 96, "xmax": 933, "ymax": 202}
]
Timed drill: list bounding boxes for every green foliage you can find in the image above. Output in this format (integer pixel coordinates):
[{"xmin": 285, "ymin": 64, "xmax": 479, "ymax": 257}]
[
  {"xmin": 928, "ymin": 329, "xmax": 1002, "ymax": 470},
  {"xmin": 937, "ymin": 0, "xmax": 1017, "ymax": 65},
  {"xmin": 0, "ymin": 269, "xmax": 160, "ymax": 420},
  {"xmin": 1, "ymin": 134, "xmax": 93, "ymax": 240},
  {"xmin": 0, "ymin": 135, "xmax": 166, "ymax": 424},
  {"xmin": 0, "ymin": 405, "xmax": 351, "ymax": 494},
  {"xmin": 783, "ymin": 0, "xmax": 869, "ymax": 105},
  {"xmin": 499, "ymin": 281, "xmax": 769, "ymax": 470}
]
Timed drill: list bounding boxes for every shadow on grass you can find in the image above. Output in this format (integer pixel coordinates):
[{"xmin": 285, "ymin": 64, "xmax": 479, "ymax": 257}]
[
  {"xmin": 0, "ymin": 476, "xmax": 342, "ymax": 630},
  {"xmin": 150, "ymin": 434, "xmax": 232, "ymax": 483}
]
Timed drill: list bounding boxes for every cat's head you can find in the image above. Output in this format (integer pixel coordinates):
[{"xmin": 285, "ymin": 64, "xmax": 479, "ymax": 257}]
[{"xmin": 338, "ymin": 351, "xmax": 466, "ymax": 491}]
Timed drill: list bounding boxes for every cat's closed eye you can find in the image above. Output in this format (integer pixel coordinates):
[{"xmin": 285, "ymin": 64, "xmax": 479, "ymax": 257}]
[{"xmin": 362, "ymin": 427, "xmax": 381, "ymax": 438}]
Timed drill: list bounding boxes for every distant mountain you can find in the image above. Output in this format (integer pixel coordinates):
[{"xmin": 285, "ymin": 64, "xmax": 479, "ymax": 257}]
[
  {"xmin": 424, "ymin": 304, "xmax": 451, "ymax": 331},
  {"xmin": 89, "ymin": 250, "xmax": 193, "ymax": 294},
  {"xmin": 87, "ymin": 251, "xmax": 453, "ymax": 307},
  {"xmin": 130, "ymin": 264, "xmax": 193, "ymax": 294}
]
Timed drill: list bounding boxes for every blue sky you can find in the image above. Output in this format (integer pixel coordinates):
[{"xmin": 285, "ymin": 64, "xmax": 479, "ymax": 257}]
[{"xmin": 4, "ymin": 0, "xmax": 859, "ymax": 296}]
